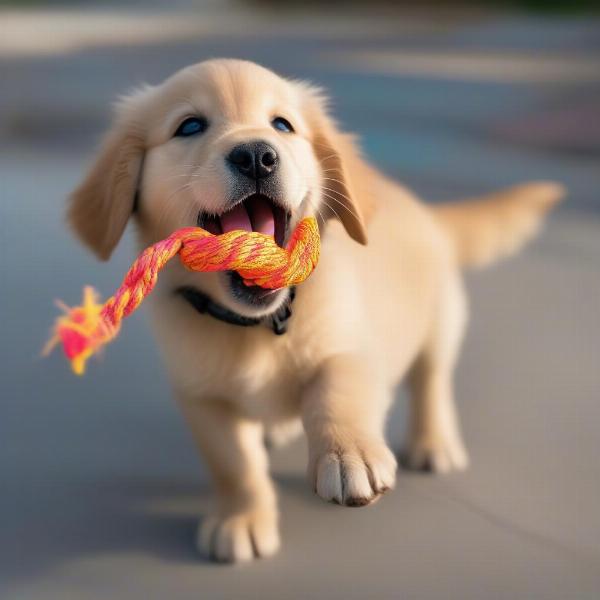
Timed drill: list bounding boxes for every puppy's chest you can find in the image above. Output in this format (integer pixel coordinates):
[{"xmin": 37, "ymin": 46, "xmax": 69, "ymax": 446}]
[
  {"xmin": 214, "ymin": 331, "xmax": 305, "ymax": 418},
  {"xmin": 152, "ymin": 303, "xmax": 311, "ymax": 418},
  {"xmin": 230, "ymin": 342, "xmax": 312, "ymax": 421}
]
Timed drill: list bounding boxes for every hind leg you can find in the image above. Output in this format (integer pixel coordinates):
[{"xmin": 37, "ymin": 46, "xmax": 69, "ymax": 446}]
[{"xmin": 403, "ymin": 274, "xmax": 469, "ymax": 473}]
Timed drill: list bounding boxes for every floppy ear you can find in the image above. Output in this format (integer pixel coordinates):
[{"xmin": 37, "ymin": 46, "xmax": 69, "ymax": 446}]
[
  {"xmin": 308, "ymin": 96, "xmax": 376, "ymax": 245},
  {"xmin": 68, "ymin": 93, "xmax": 147, "ymax": 260}
]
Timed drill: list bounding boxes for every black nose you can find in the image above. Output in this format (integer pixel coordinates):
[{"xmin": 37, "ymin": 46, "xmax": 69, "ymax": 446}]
[{"xmin": 227, "ymin": 141, "xmax": 278, "ymax": 180}]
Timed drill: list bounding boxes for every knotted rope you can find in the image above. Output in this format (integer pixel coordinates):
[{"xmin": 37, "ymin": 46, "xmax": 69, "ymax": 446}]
[{"xmin": 45, "ymin": 217, "xmax": 320, "ymax": 375}]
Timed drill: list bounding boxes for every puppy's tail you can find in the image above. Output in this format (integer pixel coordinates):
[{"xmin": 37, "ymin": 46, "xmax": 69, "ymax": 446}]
[{"xmin": 431, "ymin": 181, "xmax": 565, "ymax": 269}]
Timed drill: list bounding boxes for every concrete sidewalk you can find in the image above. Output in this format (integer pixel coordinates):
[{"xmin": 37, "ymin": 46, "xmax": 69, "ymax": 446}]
[{"xmin": 1, "ymin": 5, "xmax": 599, "ymax": 599}]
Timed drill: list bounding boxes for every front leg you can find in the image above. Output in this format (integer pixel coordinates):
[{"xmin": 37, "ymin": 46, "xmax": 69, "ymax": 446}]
[
  {"xmin": 177, "ymin": 396, "xmax": 279, "ymax": 563},
  {"xmin": 302, "ymin": 355, "xmax": 397, "ymax": 506}
]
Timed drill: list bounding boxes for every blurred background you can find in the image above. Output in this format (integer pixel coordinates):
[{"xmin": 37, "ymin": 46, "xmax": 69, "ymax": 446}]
[{"xmin": 1, "ymin": 1, "xmax": 599, "ymax": 598}]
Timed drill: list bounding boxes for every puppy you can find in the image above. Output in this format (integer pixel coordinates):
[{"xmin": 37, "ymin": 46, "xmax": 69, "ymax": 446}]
[{"xmin": 68, "ymin": 59, "xmax": 563, "ymax": 562}]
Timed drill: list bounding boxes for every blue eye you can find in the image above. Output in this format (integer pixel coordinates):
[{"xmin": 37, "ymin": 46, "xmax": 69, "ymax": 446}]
[
  {"xmin": 271, "ymin": 117, "xmax": 294, "ymax": 133},
  {"xmin": 174, "ymin": 116, "xmax": 208, "ymax": 137}
]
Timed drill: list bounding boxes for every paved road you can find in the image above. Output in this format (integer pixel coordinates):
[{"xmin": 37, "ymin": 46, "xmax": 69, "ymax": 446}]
[{"xmin": 1, "ymin": 5, "xmax": 599, "ymax": 599}]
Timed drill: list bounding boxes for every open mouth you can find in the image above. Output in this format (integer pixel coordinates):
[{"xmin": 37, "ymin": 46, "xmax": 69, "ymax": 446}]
[
  {"xmin": 197, "ymin": 193, "xmax": 290, "ymax": 248},
  {"xmin": 197, "ymin": 194, "xmax": 292, "ymax": 308}
]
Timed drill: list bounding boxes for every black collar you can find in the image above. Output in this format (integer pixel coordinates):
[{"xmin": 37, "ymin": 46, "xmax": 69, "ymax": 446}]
[{"xmin": 176, "ymin": 286, "xmax": 296, "ymax": 335}]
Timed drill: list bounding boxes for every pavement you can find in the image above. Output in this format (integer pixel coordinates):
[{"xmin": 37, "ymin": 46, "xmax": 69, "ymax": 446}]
[{"xmin": 1, "ymin": 3, "xmax": 600, "ymax": 599}]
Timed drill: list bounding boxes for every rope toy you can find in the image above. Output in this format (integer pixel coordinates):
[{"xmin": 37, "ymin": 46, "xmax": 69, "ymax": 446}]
[{"xmin": 44, "ymin": 217, "xmax": 320, "ymax": 375}]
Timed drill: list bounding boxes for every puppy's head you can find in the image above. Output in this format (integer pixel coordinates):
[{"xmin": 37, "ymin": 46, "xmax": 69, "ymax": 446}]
[{"xmin": 69, "ymin": 59, "xmax": 373, "ymax": 318}]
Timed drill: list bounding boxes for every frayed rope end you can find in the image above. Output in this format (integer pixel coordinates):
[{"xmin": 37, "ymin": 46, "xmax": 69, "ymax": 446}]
[{"xmin": 43, "ymin": 286, "xmax": 109, "ymax": 375}]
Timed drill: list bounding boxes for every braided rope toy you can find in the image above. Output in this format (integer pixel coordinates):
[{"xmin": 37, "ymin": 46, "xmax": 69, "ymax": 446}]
[{"xmin": 44, "ymin": 217, "xmax": 320, "ymax": 375}]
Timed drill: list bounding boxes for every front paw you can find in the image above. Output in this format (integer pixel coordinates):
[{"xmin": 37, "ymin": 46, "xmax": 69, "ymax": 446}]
[
  {"xmin": 309, "ymin": 436, "xmax": 397, "ymax": 506},
  {"xmin": 197, "ymin": 507, "xmax": 280, "ymax": 563},
  {"xmin": 402, "ymin": 433, "xmax": 469, "ymax": 474}
]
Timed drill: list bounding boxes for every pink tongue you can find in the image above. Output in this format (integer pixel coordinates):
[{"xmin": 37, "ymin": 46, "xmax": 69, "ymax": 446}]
[
  {"xmin": 220, "ymin": 203, "xmax": 252, "ymax": 233},
  {"xmin": 247, "ymin": 195, "xmax": 275, "ymax": 236}
]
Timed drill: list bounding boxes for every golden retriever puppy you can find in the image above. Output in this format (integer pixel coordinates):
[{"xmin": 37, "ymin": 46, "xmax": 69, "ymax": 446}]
[{"xmin": 68, "ymin": 59, "xmax": 563, "ymax": 562}]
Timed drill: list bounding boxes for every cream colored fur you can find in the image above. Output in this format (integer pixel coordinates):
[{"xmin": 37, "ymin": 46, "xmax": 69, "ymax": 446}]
[{"xmin": 68, "ymin": 59, "xmax": 563, "ymax": 563}]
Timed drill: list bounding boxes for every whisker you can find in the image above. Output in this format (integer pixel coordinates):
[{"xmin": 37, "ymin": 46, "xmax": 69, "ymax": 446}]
[
  {"xmin": 303, "ymin": 195, "xmax": 328, "ymax": 228},
  {"xmin": 321, "ymin": 177, "xmax": 350, "ymax": 187},
  {"xmin": 320, "ymin": 196, "xmax": 345, "ymax": 224},
  {"xmin": 321, "ymin": 191, "xmax": 359, "ymax": 218},
  {"xmin": 166, "ymin": 180, "xmax": 193, "ymax": 204},
  {"xmin": 317, "ymin": 153, "xmax": 340, "ymax": 165},
  {"xmin": 320, "ymin": 186, "xmax": 360, "ymax": 218},
  {"xmin": 321, "ymin": 191, "xmax": 361, "ymax": 222}
]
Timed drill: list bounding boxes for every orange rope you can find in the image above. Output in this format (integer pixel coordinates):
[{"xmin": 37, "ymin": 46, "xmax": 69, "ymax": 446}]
[{"xmin": 44, "ymin": 217, "xmax": 320, "ymax": 375}]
